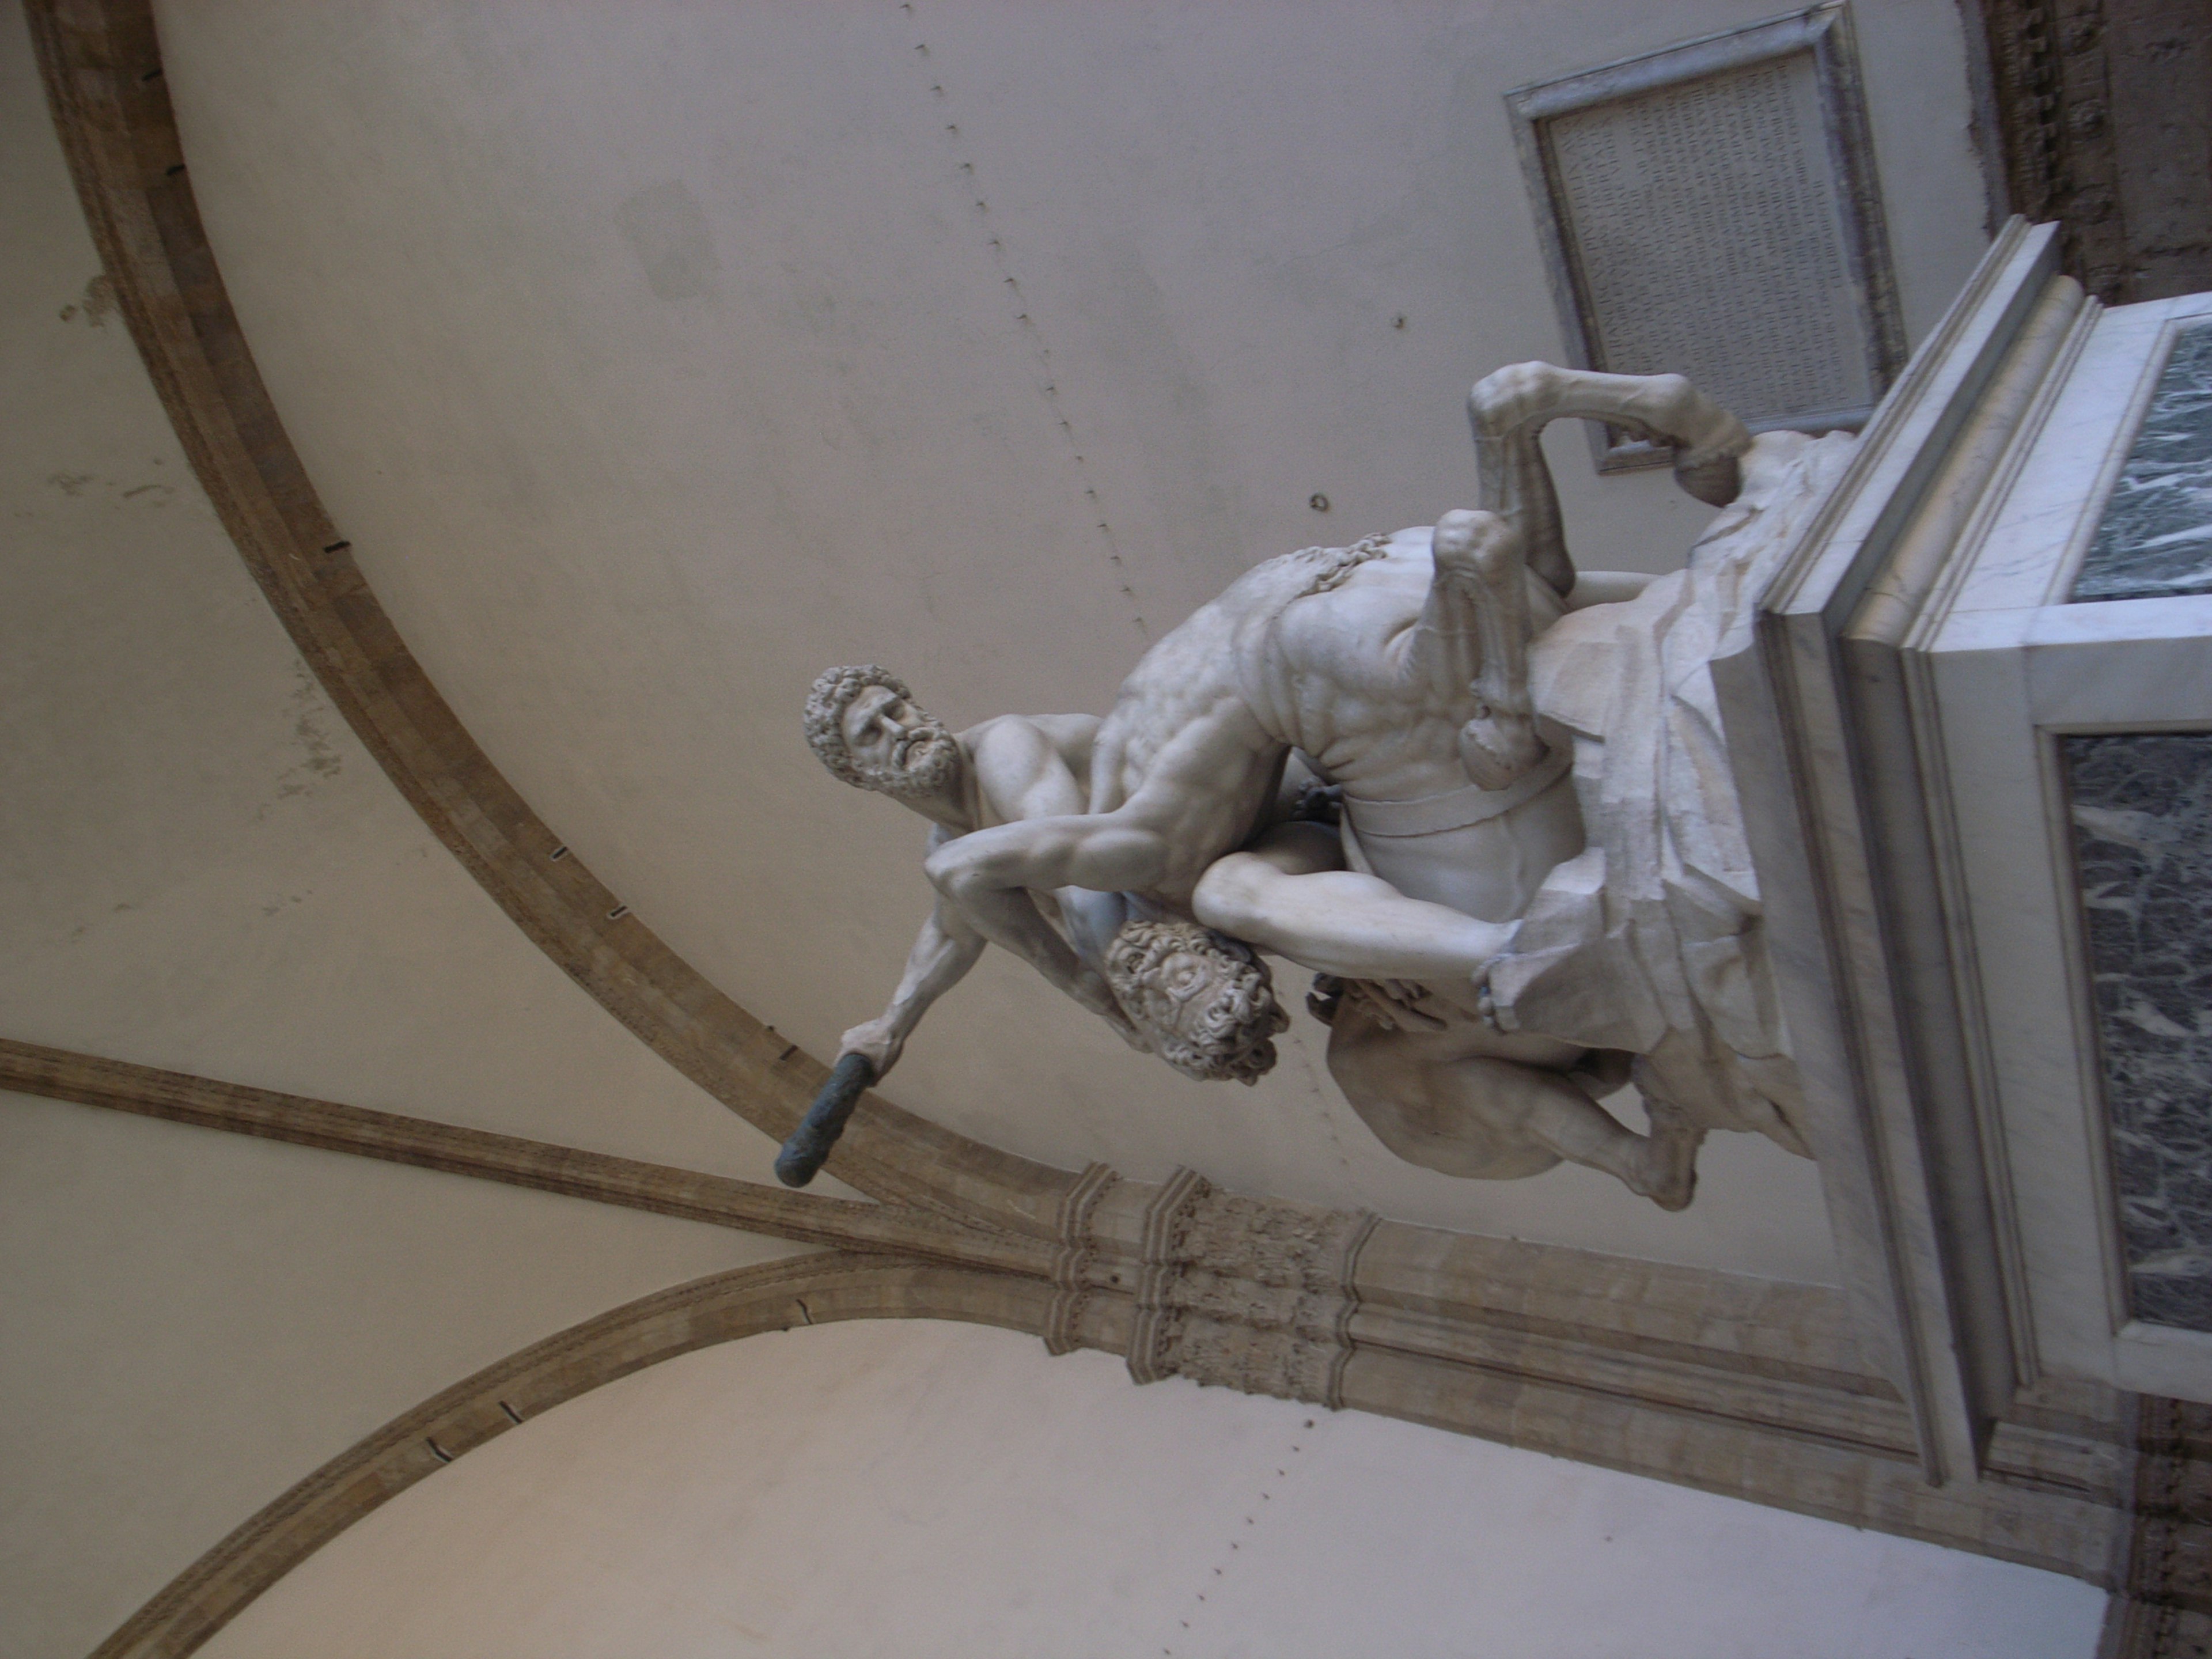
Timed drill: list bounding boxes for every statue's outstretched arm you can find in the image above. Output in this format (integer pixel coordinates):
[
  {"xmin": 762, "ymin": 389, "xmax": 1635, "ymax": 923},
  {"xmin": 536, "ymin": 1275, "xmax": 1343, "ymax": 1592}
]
[{"xmin": 838, "ymin": 897, "xmax": 987, "ymax": 1079}]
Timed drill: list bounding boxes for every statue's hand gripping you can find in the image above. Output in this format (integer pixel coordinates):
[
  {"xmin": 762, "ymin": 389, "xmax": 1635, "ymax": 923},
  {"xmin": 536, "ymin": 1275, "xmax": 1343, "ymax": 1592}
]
[
  {"xmin": 1426, "ymin": 509, "xmax": 1547, "ymax": 790},
  {"xmin": 924, "ymin": 813, "xmax": 1169, "ymax": 1021}
]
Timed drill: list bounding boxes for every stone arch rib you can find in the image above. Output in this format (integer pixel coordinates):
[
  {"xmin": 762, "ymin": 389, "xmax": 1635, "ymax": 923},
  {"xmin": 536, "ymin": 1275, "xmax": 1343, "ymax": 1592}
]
[
  {"xmin": 84, "ymin": 1253, "xmax": 1053, "ymax": 1659},
  {"xmin": 24, "ymin": 0, "xmax": 1073, "ymax": 1235}
]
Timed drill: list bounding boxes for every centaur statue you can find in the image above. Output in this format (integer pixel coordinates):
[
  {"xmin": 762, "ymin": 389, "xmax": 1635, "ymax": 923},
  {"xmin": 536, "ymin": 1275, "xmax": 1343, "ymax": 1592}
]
[{"xmin": 793, "ymin": 362, "xmax": 1858, "ymax": 1208}]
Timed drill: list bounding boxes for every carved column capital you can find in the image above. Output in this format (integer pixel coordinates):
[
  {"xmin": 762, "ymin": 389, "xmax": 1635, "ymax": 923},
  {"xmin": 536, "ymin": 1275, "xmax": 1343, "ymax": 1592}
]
[
  {"xmin": 1041, "ymin": 1161, "xmax": 1119, "ymax": 1356},
  {"xmin": 1107, "ymin": 1168, "xmax": 1378, "ymax": 1406}
]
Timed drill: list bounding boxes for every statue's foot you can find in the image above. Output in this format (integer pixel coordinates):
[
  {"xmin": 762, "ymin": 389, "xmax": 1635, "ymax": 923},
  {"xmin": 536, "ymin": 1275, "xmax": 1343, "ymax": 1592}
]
[
  {"xmin": 1467, "ymin": 362, "xmax": 1751, "ymax": 507},
  {"xmin": 1633, "ymin": 1099, "xmax": 1706, "ymax": 1212}
]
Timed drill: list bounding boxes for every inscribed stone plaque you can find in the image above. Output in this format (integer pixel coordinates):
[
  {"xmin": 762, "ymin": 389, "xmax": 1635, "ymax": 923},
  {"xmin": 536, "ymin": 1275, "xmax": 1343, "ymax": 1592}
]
[
  {"xmin": 2065, "ymin": 732, "xmax": 2212, "ymax": 1332},
  {"xmin": 2072, "ymin": 321, "xmax": 2212, "ymax": 603},
  {"xmin": 1546, "ymin": 55, "xmax": 1870, "ymax": 427},
  {"xmin": 1509, "ymin": 6, "xmax": 1902, "ymax": 471}
]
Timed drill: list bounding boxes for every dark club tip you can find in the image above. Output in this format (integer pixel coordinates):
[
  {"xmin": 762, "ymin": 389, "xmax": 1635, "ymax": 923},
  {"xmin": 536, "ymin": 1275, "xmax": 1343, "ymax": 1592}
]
[{"xmin": 774, "ymin": 1051, "xmax": 875, "ymax": 1187}]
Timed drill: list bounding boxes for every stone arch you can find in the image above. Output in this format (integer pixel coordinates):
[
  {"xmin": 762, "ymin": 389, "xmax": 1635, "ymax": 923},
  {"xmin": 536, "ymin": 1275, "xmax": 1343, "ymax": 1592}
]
[{"xmin": 90, "ymin": 1253, "xmax": 1051, "ymax": 1659}]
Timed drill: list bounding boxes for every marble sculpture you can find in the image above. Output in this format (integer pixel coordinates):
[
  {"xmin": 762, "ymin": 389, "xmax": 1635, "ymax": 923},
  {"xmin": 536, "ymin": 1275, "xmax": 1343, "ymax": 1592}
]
[{"xmin": 804, "ymin": 362, "xmax": 1861, "ymax": 1208}]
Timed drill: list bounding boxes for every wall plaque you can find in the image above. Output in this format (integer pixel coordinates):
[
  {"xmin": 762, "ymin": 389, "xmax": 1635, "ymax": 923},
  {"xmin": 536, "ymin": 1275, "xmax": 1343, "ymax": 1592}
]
[{"xmin": 1508, "ymin": 3, "xmax": 1904, "ymax": 472}]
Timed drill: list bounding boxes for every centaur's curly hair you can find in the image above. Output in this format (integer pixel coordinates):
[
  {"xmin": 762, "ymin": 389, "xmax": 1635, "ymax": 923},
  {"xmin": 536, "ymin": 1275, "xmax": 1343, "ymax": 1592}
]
[
  {"xmin": 1105, "ymin": 919, "xmax": 1288, "ymax": 1086},
  {"xmin": 804, "ymin": 664, "xmax": 914, "ymax": 787}
]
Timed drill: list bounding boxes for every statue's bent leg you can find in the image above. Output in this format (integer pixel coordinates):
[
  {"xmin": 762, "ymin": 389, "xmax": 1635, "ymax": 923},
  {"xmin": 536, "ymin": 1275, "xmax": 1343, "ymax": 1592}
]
[
  {"xmin": 1192, "ymin": 827, "xmax": 1513, "ymax": 986},
  {"xmin": 1327, "ymin": 996, "xmax": 1704, "ymax": 1209},
  {"xmin": 1325, "ymin": 1003, "xmax": 1565, "ymax": 1180},
  {"xmin": 1528, "ymin": 1081, "xmax": 1704, "ymax": 1211},
  {"xmin": 1468, "ymin": 363, "xmax": 1755, "ymax": 566},
  {"xmin": 1465, "ymin": 367, "xmax": 1573, "ymax": 597}
]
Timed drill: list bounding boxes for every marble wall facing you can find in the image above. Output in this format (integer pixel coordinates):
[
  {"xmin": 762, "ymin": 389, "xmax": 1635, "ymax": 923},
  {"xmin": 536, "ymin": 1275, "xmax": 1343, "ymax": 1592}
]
[
  {"xmin": 2065, "ymin": 732, "xmax": 2212, "ymax": 1333},
  {"xmin": 2073, "ymin": 323, "xmax": 2212, "ymax": 601}
]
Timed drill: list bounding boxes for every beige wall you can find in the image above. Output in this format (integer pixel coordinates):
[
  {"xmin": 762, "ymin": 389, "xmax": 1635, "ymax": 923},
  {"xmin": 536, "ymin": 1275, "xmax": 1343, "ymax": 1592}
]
[
  {"xmin": 198, "ymin": 1319, "xmax": 2109, "ymax": 1659},
  {"xmin": 0, "ymin": 1, "xmax": 810, "ymax": 1186}
]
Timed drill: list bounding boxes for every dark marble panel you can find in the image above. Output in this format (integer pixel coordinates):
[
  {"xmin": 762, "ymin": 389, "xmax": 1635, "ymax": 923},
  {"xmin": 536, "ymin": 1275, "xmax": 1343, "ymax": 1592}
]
[
  {"xmin": 2074, "ymin": 322, "xmax": 2212, "ymax": 602},
  {"xmin": 2066, "ymin": 733, "xmax": 2212, "ymax": 1331}
]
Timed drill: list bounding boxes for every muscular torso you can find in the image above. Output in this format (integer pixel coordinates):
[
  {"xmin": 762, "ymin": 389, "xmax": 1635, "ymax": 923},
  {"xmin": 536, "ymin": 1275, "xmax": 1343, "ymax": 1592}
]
[
  {"xmin": 1083, "ymin": 560, "xmax": 1309, "ymax": 901},
  {"xmin": 1086, "ymin": 527, "xmax": 1582, "ymax": 914}
]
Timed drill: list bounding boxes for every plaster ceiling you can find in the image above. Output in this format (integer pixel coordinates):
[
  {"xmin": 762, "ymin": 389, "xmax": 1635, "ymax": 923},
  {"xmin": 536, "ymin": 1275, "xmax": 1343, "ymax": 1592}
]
[
  {"xmin": 196, "ymin": 1320, "xmax": 2107, "ymax": 1659},
  {"xmin": 139, "ymin": 0, "xmax": 1995, "ymax": 1272}
]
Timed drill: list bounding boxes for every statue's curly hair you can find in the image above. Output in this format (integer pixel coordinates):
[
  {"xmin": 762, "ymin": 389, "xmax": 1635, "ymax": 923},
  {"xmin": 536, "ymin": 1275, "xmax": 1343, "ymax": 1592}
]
[
  {"xmin": 1105, "ymin": 919, "xmax": 1288, "ymax": 1086},
  {"xmin": 804, "ymin": 664, "xmax": 914, "ymax": 787}
]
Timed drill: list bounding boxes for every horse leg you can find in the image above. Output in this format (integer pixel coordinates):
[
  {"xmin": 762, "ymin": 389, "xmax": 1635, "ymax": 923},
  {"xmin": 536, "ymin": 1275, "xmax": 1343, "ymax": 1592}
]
[
  {"xmin": 1325, "ymin": 1002, "xmax": 1705, "ymax": 1208},
  {"xmin": 1467, "ymin": 362, "xmax": 1755, "ymax": 594}
]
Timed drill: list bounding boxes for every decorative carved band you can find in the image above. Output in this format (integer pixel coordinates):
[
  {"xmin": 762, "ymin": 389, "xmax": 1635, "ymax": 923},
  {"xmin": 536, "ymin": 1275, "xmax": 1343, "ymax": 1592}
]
[
  {"xmin": 14, "ymin": 1037, "xmax": 2155, "ymax": 1656},
  {"xmin": 0, "ymin": 1037, "xmax": 1054, "ymax": 1276},
  {"xmin": 1970, "ymin": 0, "xmax": 2212, "ymax": 302},
  {"xmin": 1043, "ymin": 1161, "xmax": 1120, "ymax": 1356},
  {"xmin": 1127, "ymin": 1166, "xmax": 1214, "ymax": 1385},
  {"xmin": 1155, "ymin": 1187, "xmax": 1377, "ymax": 1408},
  {"xmin": 2105, "ymin": 1397, "xmax": 2212, "ymax": 1658}
]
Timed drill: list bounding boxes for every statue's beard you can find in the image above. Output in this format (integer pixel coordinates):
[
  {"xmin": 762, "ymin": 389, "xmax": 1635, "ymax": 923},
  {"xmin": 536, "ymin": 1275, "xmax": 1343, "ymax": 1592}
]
[{"xmin": 868, "ymin": 721, "xmax": 959, "ymax": 800}]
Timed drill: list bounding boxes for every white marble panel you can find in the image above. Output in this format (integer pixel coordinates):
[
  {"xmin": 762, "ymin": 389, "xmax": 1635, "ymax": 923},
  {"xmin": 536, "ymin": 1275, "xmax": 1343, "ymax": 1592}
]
[
  {"xmin": 1923, "ymin": 290, "xmax": 2212, "ymax": 1398},
  {"xmin": 1926, "ymin": 643, "xmax": 2115, "ymax": 1382}
]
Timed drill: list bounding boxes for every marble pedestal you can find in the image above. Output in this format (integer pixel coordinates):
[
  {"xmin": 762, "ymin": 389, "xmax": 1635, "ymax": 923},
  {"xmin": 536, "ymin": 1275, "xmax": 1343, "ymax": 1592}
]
[{"xmin": 1717, "ymin": 218, "xmax": 2212, "ymax": 1482}]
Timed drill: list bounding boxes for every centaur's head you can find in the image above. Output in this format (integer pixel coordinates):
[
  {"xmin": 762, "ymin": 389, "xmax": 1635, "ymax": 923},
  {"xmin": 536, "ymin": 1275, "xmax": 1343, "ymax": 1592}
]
[
  {"xmin": 804, "ymin": 665, "xmax": 960, "ymax": 804},
  {"xmin": 1105, "ymin": 919, "xmax": 1288, "ymax": 1086}
]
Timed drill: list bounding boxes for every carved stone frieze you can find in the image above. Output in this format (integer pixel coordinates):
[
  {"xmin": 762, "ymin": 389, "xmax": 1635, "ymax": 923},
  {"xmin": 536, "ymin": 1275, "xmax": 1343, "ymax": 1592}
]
[
  {"xmin": 2107, "ymin": 1397, "xmax": 2212, "ymax": 1657},
  {"xmin": 1055, "ymin": 1165, "xmax": 1383, "ymax": 1406},
  {"xmin": 3, "ymin": 1032, "xmax": 2150, "ymax": 1630},
  {"xmin": 1041, "ymin": 1161, "xmax": 1119, "ymax": 1357}
]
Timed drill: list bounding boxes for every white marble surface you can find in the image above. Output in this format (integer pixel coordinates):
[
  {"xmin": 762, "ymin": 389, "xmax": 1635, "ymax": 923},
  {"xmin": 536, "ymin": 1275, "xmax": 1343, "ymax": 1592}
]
[
  {"xmin": 1710, "ymin": 221, "xmax": 2081, "ymax": 1437},
  {"xmin": 1945, "ymin": 296, "xmax": 2212, "ymax": 622}
]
